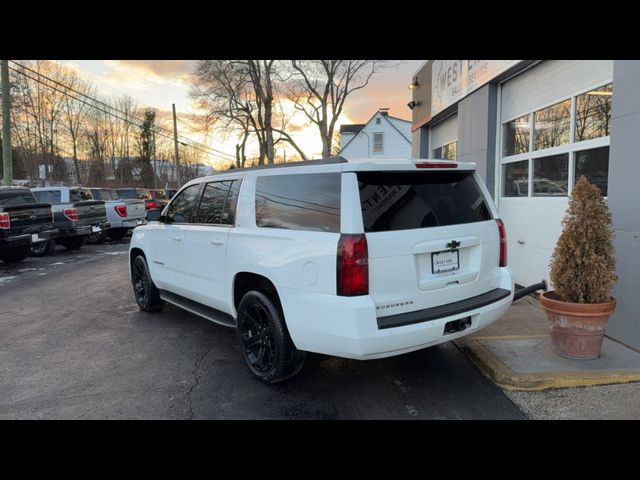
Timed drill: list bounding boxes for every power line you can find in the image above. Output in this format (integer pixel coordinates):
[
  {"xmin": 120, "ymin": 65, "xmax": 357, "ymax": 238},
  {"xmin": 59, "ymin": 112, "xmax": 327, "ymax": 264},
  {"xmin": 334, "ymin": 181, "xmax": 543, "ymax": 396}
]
[{"xmin": 9, "ymin": 61, "xmax": 237, "ymax": 161}]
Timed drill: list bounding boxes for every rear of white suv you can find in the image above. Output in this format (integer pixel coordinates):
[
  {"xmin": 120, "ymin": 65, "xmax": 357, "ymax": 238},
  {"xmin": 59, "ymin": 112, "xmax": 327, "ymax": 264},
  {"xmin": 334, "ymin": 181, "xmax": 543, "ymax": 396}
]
[
  {"xmin": 129, "ymin": 158, "xmax": 513, "ymax": 383},
  {"xmin": 280, "ymin": 159, "xmax": 513, "ymax": 360}
]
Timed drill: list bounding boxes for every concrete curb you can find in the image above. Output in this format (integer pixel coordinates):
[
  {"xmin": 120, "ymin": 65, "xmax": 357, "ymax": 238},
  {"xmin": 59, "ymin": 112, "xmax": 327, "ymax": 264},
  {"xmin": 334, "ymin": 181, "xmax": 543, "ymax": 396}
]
[{"xmin": 462, "ymin": 335, "xmax": 640, "ymax": 391}]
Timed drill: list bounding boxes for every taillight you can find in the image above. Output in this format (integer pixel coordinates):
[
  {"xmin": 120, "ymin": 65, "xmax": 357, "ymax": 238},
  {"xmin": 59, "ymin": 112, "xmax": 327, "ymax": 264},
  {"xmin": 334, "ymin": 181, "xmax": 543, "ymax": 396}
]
[
  {"xmin": 0, "ymin": 212, "xmax": 10, "ymax": 229},
  {"xmin": 114, "ymin": 204, "xmax": 128, "ymax": 217},
  {"xmin": 337, "ymin": 234, "xmax": 369, "ymax": 296},
  {"xmin": 146, "ymin": 201, "xmax": 158, "ymax": 210},
  {"xmin": 415, "ymin": 161, "xmax": 458, "ymax": 169},
  {"xmin": 64, "ymin": 208, "xmax": 78, "ymax": 222},
  {"xmin": 496, "ymin": 219, "xmax": 507, "ymax": 267}
]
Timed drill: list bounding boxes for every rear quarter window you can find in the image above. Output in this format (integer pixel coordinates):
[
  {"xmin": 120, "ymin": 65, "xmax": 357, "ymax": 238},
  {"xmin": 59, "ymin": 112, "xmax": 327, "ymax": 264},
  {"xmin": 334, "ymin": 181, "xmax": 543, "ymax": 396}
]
[
  {"xmin": 357, "ymin": 171, "xmax": 492, "ymax": 232},
  {"xmin": 255, "ymin": 173, "xmax": 341, "ymax": 233}
]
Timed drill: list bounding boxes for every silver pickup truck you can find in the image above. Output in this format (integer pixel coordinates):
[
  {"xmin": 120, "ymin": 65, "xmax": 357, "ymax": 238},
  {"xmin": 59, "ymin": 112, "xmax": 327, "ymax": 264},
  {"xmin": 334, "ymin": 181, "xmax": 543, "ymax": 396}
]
[{"xmin": 88, "ymin": 187, "xmax": 146, "ymax": 241}]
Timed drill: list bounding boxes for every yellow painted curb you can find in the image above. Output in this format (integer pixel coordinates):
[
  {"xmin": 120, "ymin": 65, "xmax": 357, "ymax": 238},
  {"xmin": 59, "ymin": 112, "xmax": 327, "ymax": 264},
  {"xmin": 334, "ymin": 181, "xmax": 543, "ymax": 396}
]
[{"xmin": 462, "ymin": 336, "xmax": 640, "ymax": 392}]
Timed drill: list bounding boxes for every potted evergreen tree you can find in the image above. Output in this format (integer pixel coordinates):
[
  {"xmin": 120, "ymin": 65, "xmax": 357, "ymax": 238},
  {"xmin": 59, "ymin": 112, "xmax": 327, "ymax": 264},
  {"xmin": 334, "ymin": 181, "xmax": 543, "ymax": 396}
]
[{"xmin": 540, "ymin": 176, "xmax": 617, "ymax": 359}]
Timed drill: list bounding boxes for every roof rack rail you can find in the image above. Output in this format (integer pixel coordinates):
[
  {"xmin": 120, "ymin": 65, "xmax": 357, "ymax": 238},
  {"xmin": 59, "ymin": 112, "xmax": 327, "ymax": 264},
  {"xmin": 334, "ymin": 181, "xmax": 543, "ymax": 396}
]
[{"xmin": 227, "ymin": 156, "xmax": 348, "ymax": 174}]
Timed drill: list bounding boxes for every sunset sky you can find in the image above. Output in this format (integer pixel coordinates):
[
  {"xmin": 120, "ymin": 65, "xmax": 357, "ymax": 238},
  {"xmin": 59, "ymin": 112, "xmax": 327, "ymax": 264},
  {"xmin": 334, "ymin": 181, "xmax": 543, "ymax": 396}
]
[{"xmin": 61, "ymin": 60, "xmax": 423, "ymax": 168}]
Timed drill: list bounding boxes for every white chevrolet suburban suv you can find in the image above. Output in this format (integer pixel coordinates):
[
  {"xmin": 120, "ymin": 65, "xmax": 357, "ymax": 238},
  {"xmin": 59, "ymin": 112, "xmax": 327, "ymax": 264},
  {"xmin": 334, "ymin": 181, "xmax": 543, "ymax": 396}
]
[{"xmin": 129, "ymin": 157, "xmax": 513, "ymax": 383}]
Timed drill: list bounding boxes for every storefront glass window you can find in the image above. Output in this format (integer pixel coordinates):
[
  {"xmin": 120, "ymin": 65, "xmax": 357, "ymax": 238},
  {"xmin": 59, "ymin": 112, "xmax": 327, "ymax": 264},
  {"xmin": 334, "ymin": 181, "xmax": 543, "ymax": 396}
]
[
  {"xmin": 534, "ymin": 100, "xmax": 571, "ymax": 150},
  {"xmin": 532, "ymin": 153, "xmax": 569, "ymax": 196},
  {"xmin": 433, "ymin": 141, "xmax": 457, "ymax": 160},
  {"xmin": 575, "ymin": 146, "xmax": 609, "ymax": 196},
  {"xmin": 575, "ymin": 84, "xmax": 612, "ymax": 142},
  {"xmin": 503, "ymin": 160, "xmax": 529, "ymax": 197},
  {"xmin": 503, "ymin": 115, "xmax": 530, "ymax": 156}
]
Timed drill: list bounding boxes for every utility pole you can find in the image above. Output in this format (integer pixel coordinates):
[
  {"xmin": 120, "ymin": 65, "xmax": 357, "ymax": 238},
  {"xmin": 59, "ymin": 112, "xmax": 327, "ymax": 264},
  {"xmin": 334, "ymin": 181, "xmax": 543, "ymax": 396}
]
[
  {"xmin": 1, "ymin": 60, "xmax": 12, "ymax": 186},
  {"xmin": 172, "ymin": 103, "xmax": 182, "ymax": 186},
  {"xmin": 152, "ymin": 129, "xmax": 157, "ymax": 189}
]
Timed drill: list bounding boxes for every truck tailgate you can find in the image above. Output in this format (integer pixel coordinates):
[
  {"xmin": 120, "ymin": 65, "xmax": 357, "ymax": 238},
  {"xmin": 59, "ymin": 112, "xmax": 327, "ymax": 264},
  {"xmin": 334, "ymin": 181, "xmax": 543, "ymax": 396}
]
[
  {"xmin": 1, "ymin": 203, "xmax": 53, "ymax": 235},
  {"xmin": 75, "ymin": 201, "xmax": 107, "ymax": 226}
]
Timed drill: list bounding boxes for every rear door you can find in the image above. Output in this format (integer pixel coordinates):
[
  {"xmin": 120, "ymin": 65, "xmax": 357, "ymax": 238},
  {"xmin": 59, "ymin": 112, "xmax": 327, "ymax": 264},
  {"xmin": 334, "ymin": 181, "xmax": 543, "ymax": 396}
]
[
  {"xmin": 351, "ymin": 169, "xmax": 502, "ymax": 318},
  {"xmin": 182, "ymin": 179, "xmax": 241, "ymax": 312}
]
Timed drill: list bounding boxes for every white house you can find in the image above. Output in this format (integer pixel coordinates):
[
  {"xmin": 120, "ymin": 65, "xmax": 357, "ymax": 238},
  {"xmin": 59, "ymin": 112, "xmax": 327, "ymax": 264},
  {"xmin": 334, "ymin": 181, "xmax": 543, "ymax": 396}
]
[{"xmin": 338, "ymin": 109, "xmax": 412, "ymax": 159}]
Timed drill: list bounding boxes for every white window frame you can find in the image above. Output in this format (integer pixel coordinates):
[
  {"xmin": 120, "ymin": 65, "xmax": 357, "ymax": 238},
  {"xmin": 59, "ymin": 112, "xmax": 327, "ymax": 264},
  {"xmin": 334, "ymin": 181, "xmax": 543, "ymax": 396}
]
[
  {"xmin": 372, "ymin": 132, "xmax": 384, "ymax": 154},
  {"xmin": 498, "ymin": 79, "xmax": 613, "ymax": 199}
]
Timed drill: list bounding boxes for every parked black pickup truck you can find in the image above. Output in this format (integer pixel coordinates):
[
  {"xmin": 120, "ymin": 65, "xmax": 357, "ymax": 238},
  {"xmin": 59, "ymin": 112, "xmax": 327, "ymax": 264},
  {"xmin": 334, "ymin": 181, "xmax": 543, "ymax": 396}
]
[
  {"xmin": 0, "ymin": 187, "xmax": 58, "ymax": 264},
  {"xmin": 29, "ymin": 187, "xmax": 110, "ymax": 256}
]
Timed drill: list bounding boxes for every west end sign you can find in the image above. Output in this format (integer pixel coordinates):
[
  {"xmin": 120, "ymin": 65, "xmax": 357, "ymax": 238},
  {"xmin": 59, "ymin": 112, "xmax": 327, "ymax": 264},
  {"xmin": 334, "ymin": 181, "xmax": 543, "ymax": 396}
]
[{"xmin": 431, "ymin": 60, "xmax": 521, "ymax": 116}]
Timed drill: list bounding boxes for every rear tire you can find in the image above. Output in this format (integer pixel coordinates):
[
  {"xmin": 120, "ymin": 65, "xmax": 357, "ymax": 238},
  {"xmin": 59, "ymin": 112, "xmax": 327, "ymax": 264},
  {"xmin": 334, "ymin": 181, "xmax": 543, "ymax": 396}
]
[
  {"xmin": 59, "ymin": 235, "xmax": 87, "ymax": 250},
  {"xmin": 107, "ymin": 229, "xmax": 127, "ymax": 240},
  {"xmin": 30, "ymin": 239, "xmax": 55, "ymax": 257},
  {"xmin": 0, "ymin": 245, "xmax": 30, "ymax": 264},
  {"xmin": 131, "ymin": 255, "xmax": 163, "ymax": 312},
  {"xmin": 237, "ymin": 290, "xmax": 305, "ymax": 384}
]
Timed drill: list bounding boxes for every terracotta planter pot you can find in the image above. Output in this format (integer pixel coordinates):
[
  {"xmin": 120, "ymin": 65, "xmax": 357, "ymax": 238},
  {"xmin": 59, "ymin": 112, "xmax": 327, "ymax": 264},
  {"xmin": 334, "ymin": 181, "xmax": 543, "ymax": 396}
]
[{"xmin": 539, "ymin": 291, "xmax": 616, "ymax": 360}]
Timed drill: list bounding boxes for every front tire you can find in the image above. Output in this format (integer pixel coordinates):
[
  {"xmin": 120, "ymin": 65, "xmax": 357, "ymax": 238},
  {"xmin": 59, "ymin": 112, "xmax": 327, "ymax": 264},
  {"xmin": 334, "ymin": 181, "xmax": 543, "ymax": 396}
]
[
  {"xmin": 237, "ymin": 290, "xmax": 305, "ymax": 384},
  {"xmin": 30, "ymin": 239, "xmax": 55, "ymax": 257},
  {"xmin": 131, "ymin": 255, "xmax": 163, "ymax": 312},
  {"xmin": 0, "ymin": 245, "xmax": 30, "ymax": 264},
  {"xmin": 58, "ymin": 235, "xmax": 87, "ymax": 250}
]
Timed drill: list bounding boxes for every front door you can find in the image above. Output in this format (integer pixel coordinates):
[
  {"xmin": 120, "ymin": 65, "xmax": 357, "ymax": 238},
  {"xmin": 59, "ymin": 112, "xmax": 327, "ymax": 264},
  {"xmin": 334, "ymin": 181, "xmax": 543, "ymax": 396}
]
[
  {"xmin": 183, "ymin": 179, "xmax": 241, "ymax": 313},
  {"xmin": 149, "ymin": 183, "xmax": 202, "ymax": 296}
]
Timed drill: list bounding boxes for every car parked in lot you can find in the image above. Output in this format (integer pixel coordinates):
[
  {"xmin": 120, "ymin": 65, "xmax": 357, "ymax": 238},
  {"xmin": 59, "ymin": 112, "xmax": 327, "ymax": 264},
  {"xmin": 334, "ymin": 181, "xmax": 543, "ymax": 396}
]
[
  {"xmin": 30, "ymin": 187, "xmax": 109, "ymax": 256},
  {"xmin": 129, "ymin": 158, "xmax": 513, "ymax": 383},
  {"xmin": 87, "ymin": 187, "xmax": 146, "ymax": 242},
  {"xmin": 115, "ymin": 188, "xmax": 158, "ymax": 211},
  {"xmin": 149, "ymin": 189, "xmax": 170, "ymax": 209},
  {"xmin": 0, "ymin": 187, "xmax": 58, "ymax": 264}
]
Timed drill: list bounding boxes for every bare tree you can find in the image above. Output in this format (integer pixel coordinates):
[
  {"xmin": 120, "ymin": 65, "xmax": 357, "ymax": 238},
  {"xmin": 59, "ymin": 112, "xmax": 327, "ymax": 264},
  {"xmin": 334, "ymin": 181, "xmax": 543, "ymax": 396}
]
[
  {"xmin": 287, "ymin": 60, "xmax": 389, "ymax": 158},
  {"xmin": 62, "ymin": 71, "xmax": 95, "ymax": 184}
]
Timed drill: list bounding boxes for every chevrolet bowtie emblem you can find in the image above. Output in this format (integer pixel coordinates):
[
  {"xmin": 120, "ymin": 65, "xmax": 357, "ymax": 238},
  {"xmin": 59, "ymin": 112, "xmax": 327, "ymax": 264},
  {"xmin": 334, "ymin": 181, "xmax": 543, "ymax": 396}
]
[{"xmin": 446, "ymin": 240, "xmax": 461, "ymax": 249}]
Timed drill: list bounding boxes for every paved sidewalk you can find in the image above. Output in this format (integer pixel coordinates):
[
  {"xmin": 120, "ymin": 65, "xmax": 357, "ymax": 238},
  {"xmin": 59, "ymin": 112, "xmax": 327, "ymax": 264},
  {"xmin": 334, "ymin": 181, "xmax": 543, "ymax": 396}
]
[{"xmin": 456, "ymin": 294, "xmax": 640, "ymax": 419}]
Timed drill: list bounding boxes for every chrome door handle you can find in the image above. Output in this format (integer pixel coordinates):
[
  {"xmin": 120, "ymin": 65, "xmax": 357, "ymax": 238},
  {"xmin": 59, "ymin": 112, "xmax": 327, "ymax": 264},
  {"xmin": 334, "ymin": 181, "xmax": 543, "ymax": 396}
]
[
  {"xmin": 173, "ymin": 236, "xmax": 182, "ymax": 242},
  {"xmin": 210, "ymin": 239, "xmax": 224, "ymax": 245}
]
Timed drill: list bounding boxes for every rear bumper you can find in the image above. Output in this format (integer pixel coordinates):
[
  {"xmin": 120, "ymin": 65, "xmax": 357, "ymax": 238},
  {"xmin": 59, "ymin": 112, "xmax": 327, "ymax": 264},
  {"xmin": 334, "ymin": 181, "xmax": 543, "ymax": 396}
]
[
  {"xmin": 58, "ymin": 222, "xmax": 110, "ymax": 238},
  {"xmin": 281, "ymin": 272, "xmax": 514, "ymax": 360},
  {"xmin": 0, "ymin": 228, "xmax": 59, "ymax": 247},
  {"xmin": 110, "ymin": 218, "xmax": 145, "ymax": 229}
]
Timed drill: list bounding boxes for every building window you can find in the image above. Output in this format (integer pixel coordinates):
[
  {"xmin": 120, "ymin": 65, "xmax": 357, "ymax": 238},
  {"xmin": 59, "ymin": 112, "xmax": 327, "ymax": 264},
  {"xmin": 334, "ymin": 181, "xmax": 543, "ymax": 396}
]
[
  {"xmin": 433, "ymin": 140, "xmax": 457, "ymax": 160},
  {"xmin": 533, "ymin": 153, "xmax": 569, "ymax": 197},
  {"xmin": 373, "ymin": 133, "xmax": 384, "ymax": 154},
  {"xmin": 575, "ymin": 146, "xmax": 609, "ymax": 196},
  {"xmin": 503, "ymin": 114, "xmax": 530, "ymax": 156},
  {"xmin": 575, "ymin": 84, "xmax": 612, "ymax": 142},
  {"xmin": 376, "ymin": 117, "xmax": 381, "ymax": 124},
  {"xmin": 501, "ymin": 83, "xmax": 612, "ymax": 198},
  {"xmin": 503, "ymin": 160, "xmax": 529, "ymax": 197}
]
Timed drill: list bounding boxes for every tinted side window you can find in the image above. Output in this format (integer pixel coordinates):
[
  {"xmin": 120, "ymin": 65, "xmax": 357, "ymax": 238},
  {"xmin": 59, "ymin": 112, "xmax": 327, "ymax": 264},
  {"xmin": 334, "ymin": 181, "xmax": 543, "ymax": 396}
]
[
  {"xmin": 255, "ymin": 173, "xmax": 341, "ymax": 233},
  {"xmin": 165, "ymin": 184, "xmax": 201, "ymax": 223},
  {"xmin": 89, "ymin": 189, "xmax": 102, "ymax": 200},
  {"xmin": 33, "ymin": 190, "xmax": 62, "ymax": 204},
  {"xmin": 70, "ymin": 188, "xmax": 92, "ymax": 201},
  {"xmin": 196, "ymin": 180, "xmax": 241, "ymax": 225},
  {"xmin": 0, "ymin": 189, "xmax": 36, "ymax": 205},
  {"xmin": 356, "ymin": 171, "xmax": 492, "ymax": 232}
]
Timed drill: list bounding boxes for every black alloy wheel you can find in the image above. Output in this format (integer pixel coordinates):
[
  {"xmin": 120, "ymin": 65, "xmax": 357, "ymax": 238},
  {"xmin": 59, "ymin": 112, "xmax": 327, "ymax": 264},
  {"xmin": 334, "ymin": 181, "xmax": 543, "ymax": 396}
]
[
  {"xmin": 237, "ymin": 290, "xmax": 305, "ymax": 383},
  {"xmin": 29, "ymin": 239, "xmax": 54, "ymax": 257},
  {"xmin": 131, "ymin": 255, "xmax": 162, "ymax": 312}
]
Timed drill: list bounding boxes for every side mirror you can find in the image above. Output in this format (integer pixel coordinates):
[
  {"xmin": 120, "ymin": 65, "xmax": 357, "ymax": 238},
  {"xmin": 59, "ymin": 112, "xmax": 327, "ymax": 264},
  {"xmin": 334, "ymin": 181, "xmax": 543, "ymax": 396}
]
[{"xmin": 146, "ymin": 209, "xmax": 162, "ymax": 222}]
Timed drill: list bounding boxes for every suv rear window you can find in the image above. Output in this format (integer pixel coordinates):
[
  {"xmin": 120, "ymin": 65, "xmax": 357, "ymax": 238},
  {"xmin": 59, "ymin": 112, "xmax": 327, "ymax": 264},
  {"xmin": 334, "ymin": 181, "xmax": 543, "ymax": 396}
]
[
  {"xmin": 255, "ymin": 173, "xmax": 341, "ymax": 233},
  {"xmin": 357, "ymin": 171, "xmax": 492, "ymax": 232}
]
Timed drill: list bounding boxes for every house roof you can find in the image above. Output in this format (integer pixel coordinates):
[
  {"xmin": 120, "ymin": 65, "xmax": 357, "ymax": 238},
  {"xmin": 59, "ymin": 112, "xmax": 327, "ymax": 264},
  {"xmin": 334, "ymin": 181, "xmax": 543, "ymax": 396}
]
[
  {"xmin": 338, "ymin": 111, "xmax": 411, "ymax": 155},
  {"xmin": 340, "ymin": 124, "xmax": 365, "ymax": 134}
]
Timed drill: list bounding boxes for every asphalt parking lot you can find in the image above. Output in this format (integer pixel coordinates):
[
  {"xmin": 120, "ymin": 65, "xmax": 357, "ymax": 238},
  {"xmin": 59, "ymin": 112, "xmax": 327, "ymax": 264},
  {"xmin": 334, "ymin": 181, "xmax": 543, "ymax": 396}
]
[{"xmin": 0, "ymin": 239, "xmax": 525, "ymax": 419}]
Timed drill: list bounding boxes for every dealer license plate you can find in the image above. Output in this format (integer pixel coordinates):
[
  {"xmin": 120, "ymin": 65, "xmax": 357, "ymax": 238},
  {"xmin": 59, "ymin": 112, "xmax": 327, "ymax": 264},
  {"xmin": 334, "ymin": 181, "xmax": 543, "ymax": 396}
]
[
  {"xmin": 31, "ymin": 234, "xmax": 40, "ymax": 242},
  {"xmin": 431, "ymin": 249, "xmax": 460, "ymax": 274},
  {"xmin": 91, "ymin": 226, "xmax": 102, "ymax": 233}
]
